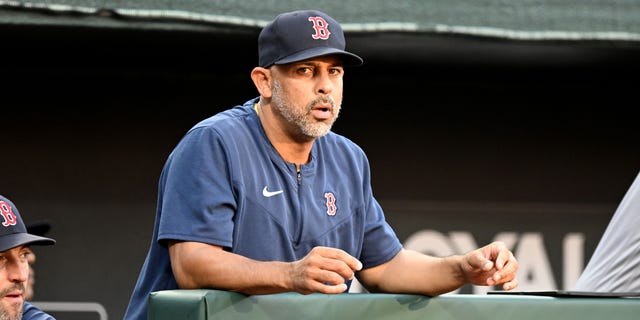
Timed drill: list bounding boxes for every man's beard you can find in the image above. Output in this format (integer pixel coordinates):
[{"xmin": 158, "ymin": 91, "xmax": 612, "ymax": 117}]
[
  {"xmin": 0, "ymin": 307, "xmax": 22, "ymax": 320},
  {"xmin": 0, "ymin": 284, "xmax": 24, "ymax": 320},
  {"xmin": 270, "ymin": 79, "xmax": 341, "ymax": 138}
]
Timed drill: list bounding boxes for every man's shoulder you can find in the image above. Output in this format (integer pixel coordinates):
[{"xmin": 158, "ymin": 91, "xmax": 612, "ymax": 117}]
[
  {"xmin": 320, "ymin": 131, "xmax": 365, "ymax": 154},
  {"xmin": 192, "ymin": 99, "xmax": 258, "ymax": 131},
  {"xmin": 23, "ymin": 302, "xmax": 56, "ymax": 320}
]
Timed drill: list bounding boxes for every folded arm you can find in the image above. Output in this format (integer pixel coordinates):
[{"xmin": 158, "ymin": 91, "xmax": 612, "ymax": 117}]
[
  {"xmin": 357, "ymin": 241, "xmax": 519, "ymax": 296},
  {"xmin": 168, "ymin": 241, "xmax": 363, "ymax": 295}
]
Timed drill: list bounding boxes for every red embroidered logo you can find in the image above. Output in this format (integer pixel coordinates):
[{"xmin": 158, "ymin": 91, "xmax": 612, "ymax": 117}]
[
  {"xmin": 308, "ymin": 16, "xmax": 331, "ymax": 40},
  {"xmin": 324, "ymin": 192, "xmax": 337, "ymax": 216},
  {"xmin": 0, "ymin": 201, "xmax": 18, "ymax": 227}
]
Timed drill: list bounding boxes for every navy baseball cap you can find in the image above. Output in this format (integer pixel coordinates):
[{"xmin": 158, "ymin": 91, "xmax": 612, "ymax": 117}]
[
  {"xmin": 0, "ymin": 195, "xmax": 55, "ymax": 252},
  {"xmin": 258, "ymin": 10, "xmax": 363, "ymax": 68}
]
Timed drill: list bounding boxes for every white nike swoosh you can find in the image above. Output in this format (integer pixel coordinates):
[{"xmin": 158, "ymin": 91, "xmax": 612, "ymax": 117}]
[{"xmin": 262, "ymin": 186, "xmax": 284, "ymax": 197}]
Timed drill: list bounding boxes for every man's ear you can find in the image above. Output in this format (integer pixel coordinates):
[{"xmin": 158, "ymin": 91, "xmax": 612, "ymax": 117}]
[{"xmin": 251, "ymin": 67, "xmax": 272, "ymax": 98}]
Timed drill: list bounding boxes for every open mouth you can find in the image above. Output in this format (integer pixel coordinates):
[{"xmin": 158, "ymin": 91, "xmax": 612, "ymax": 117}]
[{"xmin": 311, "ymin": 105, "xmax": 332, "ymax": 120}]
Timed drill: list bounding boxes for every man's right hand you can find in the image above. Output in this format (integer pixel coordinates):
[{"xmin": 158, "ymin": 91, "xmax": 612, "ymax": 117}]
[{"xmin": 289, "ymin": 246, "xmax": 362, "ymax": 294}]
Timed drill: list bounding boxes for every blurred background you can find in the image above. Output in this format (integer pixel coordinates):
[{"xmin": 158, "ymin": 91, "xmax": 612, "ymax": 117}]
[{"xmin": 2, "ymin": 1, "xmax": 640, "ymax": 319}]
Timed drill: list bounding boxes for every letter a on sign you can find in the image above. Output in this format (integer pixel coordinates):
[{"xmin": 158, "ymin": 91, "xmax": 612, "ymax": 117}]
[{"xmin": 308, "ymin": 17, "xmax": 331, "ymax": 40}]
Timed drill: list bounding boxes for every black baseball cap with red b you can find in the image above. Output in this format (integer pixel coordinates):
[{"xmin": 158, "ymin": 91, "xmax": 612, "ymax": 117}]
[
  {"xmin": 0, "ymin": 195, "xmax": 55, "ymax": 252},
  {"xmin": 258, "ymin": 10, "xmax": 363, "ymax": 68}
]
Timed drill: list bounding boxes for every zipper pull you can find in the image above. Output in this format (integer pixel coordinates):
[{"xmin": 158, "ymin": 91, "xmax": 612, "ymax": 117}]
[{"xmin": 296, "ymin": 164, "xmax": 301, "ymax": 185}]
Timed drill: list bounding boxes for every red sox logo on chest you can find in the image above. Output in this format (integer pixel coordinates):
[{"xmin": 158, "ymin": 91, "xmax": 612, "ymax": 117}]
[
  {"xmin": 308, "ymin": 16, "xmax": 331, "ymax": 40},
  {"xmin": 324, "ymin": 192, "xmax": 337, "ymax": 216},
  {"xmin": 0, "ymin": 201, "xmax": 18, "ymax": 227}
]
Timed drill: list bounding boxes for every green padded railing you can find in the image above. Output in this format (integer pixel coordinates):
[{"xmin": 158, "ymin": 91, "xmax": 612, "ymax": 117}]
[{"xmin": 148, "ymin": 289, "xmax": 640, "ymax": 320}]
